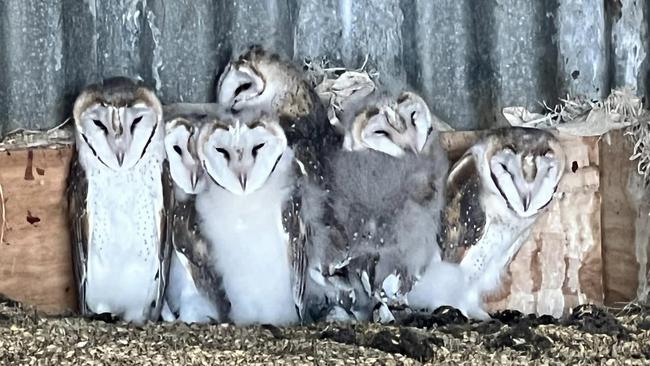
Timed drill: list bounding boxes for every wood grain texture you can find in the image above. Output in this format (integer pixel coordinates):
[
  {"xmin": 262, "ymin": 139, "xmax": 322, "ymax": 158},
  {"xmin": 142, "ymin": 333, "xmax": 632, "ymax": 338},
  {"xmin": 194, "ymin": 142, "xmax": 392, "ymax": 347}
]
[
  {"xmin": 441, "ymin": 131, "xmax": 604, "ymax": 317},
  {"xmin": 0, "ymin": 147, "xmax": 76, "ymax": 314},
  {"xmin": 0, "ymin": 130, "xmax": 618, "ymax": 315},
  {"xmin": 599, "ymin": 131, "xmax": 639, "ymax": 306}
]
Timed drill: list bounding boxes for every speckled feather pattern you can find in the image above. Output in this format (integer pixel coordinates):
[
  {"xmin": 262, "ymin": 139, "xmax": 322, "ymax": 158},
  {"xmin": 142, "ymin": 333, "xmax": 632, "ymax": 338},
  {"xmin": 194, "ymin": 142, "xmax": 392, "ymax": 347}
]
[
  {"xmin": 70, "ymin": 140, "xmax": 170, "ymax": 323},
  {"xmin": 422, "ymin": 128, "xmax": 563, "ymax": 319},
  {"xmin": 166, "ymin": 196, "xmax": 231, "ymax": 323},
  {"xmin": 439, "ymin": 155, "xmax": 486, "ymax": 263}
]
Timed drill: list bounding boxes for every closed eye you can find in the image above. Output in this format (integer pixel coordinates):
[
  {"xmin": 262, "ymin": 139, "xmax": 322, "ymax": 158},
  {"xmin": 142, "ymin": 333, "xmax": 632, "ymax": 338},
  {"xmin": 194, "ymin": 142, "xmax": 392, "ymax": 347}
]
[
  {"xmin": 216, "ymin": 147, "xmax": 230, "ymax": 161},
  {"xmin": 235, "ymin": 82, "xmax": 253, "ymax": 96},
  {"xmin": 500, "ymin": 163, "xmax": 513, "ymax": 178},
  {"xmin": 93, "ymin": 119, "xmax": 108, "ymax": 134},
  {"xmin": 173, "ymin": 145, "xmax": 182, "ymax": 156},
  {"xmin": 130, "ymin": 116, "xmax": 143, "ymax": 134},
  {"xmin": 410, "ymin": 111, "xmax": 417, "ymax": 127},
  {"xmin": 374, "ymin": 130, "xmax": 390, "ymax": 137},
  {"xmin": 252, "ymin": 143, "xmax": 265, "ymax": 158}
]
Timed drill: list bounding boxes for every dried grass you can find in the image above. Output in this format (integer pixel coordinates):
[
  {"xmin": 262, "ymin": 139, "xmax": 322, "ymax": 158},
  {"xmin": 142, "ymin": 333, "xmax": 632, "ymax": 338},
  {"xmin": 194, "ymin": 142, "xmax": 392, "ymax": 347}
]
[
  {"xmin": 0, "ymin": 118, "xmax": 74, "ymax": 151},
  {"xmin": 303, "ymin": 54, "xmax": 377, "ymax": 87},
  {"xmin": 1, "ymin": 299, "xmax": 649, "ymax": 365},
  {"xmin": 0, "ymin": 182, "xmax": 5, "ymax": 246},
  {"xmin": 504, "ymin": 87, "xmax": 650, "ymax": 186}
]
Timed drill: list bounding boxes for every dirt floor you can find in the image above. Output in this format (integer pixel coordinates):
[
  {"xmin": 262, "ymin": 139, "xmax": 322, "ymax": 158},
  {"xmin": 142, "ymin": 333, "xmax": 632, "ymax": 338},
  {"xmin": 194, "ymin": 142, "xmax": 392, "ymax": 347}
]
[{"xmin": 1, "ymin": 295, "xmax": 649, "ymax": 365}]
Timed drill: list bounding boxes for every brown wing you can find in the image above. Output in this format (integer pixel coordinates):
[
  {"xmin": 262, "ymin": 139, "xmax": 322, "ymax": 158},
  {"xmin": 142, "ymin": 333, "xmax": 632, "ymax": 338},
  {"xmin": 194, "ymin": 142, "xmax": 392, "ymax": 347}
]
[
  {"xmin": 67, "ymin": 154, "xmax": 90, "ymax": 315},
  {"xmin": 171, "ymin": 197, "xmax": 231, "ymax": 322},
  {"xmin": 152, "ymin": 161, "xmax": 174, "ymax": 320},
  {"xmin": 282, "ymin": 181, "xmax": 307, "ymax": 323},
  {"xmin": 439, "ymin": 151, "xmax": 486, "ymax": 263}
]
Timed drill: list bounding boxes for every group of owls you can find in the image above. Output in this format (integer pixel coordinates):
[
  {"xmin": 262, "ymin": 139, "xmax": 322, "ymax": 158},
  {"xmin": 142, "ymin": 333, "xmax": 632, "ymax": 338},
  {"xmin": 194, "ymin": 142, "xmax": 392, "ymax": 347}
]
[{"xmin": 67, "ymin": 45, "xmax": 566, "ymax": 326}]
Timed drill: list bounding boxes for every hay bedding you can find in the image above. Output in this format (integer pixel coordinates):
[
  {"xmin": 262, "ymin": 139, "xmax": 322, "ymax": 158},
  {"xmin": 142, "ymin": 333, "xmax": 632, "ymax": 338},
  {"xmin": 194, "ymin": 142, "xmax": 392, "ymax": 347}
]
[{"xmin": 1, "ymin": 296, "xmax": 649, "ymax": 365}]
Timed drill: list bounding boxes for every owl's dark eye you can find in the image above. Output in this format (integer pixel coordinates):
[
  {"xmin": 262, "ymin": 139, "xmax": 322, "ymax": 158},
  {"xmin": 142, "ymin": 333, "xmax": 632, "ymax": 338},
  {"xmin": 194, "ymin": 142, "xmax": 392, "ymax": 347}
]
[
  {"xmin": 130, "ymin": 116, "xmax": 143, "ymax": 134},
  {"xmin": 252, "ymin": 143, "xmax": 265, "ymax": 158},
  {"xmin": 173, "ymin": 145, "xmax": 182, "ymax": 156},
  {"xmin": 93, "ymin": 119, "xmax": 108, "ymax": 133},
  {"xmin": 216, "ymin": 147, "xmax": 230, "ymax": 161},
  {"xmin": 410, "ymin": 111, "xmax": 417, "ymax": 127},
  {"xmin": 374, "ymin": 130, "xmax": 390, "ymax": 137},
  {"xmin": 235, "ymin": 82, "xmax": 253, "ymax": 96}
]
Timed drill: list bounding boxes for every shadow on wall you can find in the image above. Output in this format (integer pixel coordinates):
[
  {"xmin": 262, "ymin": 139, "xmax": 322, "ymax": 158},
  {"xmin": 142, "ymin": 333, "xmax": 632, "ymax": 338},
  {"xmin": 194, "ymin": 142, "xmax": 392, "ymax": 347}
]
[{"xmin": 0, "ymin": 0, "xmax": 647, "ymax": 135}]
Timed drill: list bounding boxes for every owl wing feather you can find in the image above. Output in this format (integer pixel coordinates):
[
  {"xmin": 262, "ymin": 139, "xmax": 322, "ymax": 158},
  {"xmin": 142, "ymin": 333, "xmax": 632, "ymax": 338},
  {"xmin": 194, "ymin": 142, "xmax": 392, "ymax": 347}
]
[
  {"xmin": 171, "ymin": 197, "xmax": 231, "ymax": 322},
  {"xmin": 439, "ymin": 151, "xmax": 486, "ymax": 263},
  {"xmin": 67, "ymin": 155, "xmax": 90, "ymax": 315},
  {"xmin": 153, "ymin": 162, "xmax": 174, "ymax": 320},
  {"xmin": 282, "ymin": 179, "xmax": 308, "ymax": 323}
]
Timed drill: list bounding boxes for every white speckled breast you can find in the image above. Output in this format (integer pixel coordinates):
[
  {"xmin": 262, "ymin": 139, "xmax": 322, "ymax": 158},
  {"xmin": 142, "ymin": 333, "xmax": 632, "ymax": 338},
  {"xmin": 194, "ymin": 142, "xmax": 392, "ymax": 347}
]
[{"xmin": 84, "ymin": 153, "xmax": 165, "ymax": 323}]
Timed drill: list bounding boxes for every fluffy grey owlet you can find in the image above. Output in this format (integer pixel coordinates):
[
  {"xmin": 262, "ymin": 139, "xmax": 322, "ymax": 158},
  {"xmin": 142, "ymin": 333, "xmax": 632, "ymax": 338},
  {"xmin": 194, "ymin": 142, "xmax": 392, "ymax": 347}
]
[
  {"xmin": 68, "ymin": 77, "xmax": 172, "ymax": 324},
  {"xmin": 302, "ymin": 88, "xmax": 449, "ymax": 323},
  {"xmin": 304, "ymin": 148, "xmax": 447, "ymax": 323}
]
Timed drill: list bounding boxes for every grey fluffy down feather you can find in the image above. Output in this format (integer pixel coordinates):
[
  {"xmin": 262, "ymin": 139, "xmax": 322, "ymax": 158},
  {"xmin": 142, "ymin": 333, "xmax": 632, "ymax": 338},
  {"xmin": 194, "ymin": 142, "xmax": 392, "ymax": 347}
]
[{"xmin": 304, "ymin": 148, "xmax": 447, "ymax": 321}]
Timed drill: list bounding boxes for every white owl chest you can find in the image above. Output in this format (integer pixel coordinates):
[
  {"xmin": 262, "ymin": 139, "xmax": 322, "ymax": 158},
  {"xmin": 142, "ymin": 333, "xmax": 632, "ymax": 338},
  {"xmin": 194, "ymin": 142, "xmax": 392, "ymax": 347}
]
[
  {"xmin": 460, "ymin": 196, "xmax": 537, "ymax": 295},
  {"xmin": 84, "ymin": 157, "xmax": 164, "ymax": 317},
  {"xmin": 196, "ymin": 179, "xmax": 298, "ymax": 325}
]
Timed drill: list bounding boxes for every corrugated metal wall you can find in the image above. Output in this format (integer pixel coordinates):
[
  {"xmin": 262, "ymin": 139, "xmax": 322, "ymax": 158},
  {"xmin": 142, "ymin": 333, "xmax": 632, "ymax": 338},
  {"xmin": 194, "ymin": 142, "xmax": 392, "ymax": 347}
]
[{"xmin": 0, "ymin": 0, "xmax": 648, "ymax": 135}]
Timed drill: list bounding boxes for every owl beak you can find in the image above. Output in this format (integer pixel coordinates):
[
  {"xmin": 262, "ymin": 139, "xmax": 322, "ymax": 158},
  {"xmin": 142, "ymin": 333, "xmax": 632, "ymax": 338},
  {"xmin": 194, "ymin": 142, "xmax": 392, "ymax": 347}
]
[
  {"xmin": 116, "ymin": 151, "xmax": 125, "ymax": 167},
  {"xmin": 238, "ymin": 173, "xmax": 247, "ymax": 191},
  {"xmin": 191, "ymin": 170, "xmax": 200, "ymax": 190},
  {"xmin": 522, "ymin": 192, "xmax": 532, "ymax": 211},
  {"xmin": 409, "ymin": 143, "xmax": 419, "ymax": 155}
]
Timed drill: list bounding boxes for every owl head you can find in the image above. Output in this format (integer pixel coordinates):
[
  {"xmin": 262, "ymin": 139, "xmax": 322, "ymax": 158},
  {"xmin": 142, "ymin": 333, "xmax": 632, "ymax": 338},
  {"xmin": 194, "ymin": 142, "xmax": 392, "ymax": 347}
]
[
  {"xmin": 198, "ymin": 115, "xmax": 288, "ymax": 195},
  {"xmin": 216, "ymin": 46, "xmax": 312, "ymax": 121},
  {"xmin": 73, "ymin": 77, "xmax": 163, "ymax": 170},
  {"xmin": 164, "ymin": 116, "xmax": 207, "ymax": 195},
  {"xmin": 472, "ymin": 127, "xmax": 566, "ymax": 217},
  {"xmin": 343, "ymin": 91, "xmax": 435, "ymax": 157}
]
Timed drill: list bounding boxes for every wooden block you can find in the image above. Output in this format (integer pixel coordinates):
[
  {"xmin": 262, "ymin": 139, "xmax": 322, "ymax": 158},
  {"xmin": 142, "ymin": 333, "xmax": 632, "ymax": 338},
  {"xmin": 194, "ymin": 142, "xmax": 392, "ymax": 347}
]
[
  {"xmin": 0, "ymin": 147, "xmax": 76, "ymax": 314},
  {"xmin": 0, "ymin": 130, "xmax": 612, "ymax": 316},
  {"xmin": 599, "ymin": 131, "xmax": 639, "ymax": 306}
]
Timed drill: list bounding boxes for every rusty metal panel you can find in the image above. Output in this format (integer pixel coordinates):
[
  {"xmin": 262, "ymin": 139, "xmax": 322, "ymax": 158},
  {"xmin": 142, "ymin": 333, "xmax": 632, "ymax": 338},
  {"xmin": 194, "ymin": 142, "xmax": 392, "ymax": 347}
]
[{"xmin": 0, "ymin": 0, "xmax": 648, "ymax": 135}]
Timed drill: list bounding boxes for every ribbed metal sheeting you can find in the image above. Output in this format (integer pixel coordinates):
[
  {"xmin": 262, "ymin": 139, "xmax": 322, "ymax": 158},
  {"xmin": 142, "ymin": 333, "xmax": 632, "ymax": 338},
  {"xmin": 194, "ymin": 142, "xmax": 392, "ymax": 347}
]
[{"xmin": 0, "ymin": 0, "xmax": 647, "ymax": 135}]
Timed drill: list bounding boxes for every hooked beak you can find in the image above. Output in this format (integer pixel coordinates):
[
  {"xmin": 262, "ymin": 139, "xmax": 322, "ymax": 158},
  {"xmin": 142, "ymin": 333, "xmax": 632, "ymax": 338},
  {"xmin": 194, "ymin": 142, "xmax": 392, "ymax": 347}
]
[
  {"xmin": 190, "ymin": 170, "xmax": 200, "ymax": 190},
  {"xmin": 238, "ymin": 173, "xmax": 247, "ymax": 191},
  {"xmin": 522, "ymin": 192, "xmax": 532, "ymax": 211},
  {"xmin": 230, "ymin": 99, "xmax": 240, "ymax": 114},
  {"xmin": 116, "ymin": 151, "xmax": 125, "ymax": 167},
  {"xmin": 408, "ymin": 143, "xmax": 419, "ymax": 155}
]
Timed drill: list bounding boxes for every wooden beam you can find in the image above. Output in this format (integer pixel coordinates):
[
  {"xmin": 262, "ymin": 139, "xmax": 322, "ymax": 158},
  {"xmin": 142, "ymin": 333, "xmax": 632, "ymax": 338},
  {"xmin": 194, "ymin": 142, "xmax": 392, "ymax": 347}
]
[
  {"xmin": 0, "ymin": 130, "xmax": 616, "ymax": 316},
  {"xmin": 0, "ymin": 147, "xmax": 76, "ymax": 314},
  {"xmin": 599, "ymin": 131, "xmax": 639, "ymax": 306}
]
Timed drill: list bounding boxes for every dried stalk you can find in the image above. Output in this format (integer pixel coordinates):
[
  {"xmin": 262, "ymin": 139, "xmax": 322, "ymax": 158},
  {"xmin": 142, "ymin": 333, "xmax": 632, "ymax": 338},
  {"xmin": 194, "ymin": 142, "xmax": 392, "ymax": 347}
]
[
  {"xmin": 0, "ymin": 117, "xmax": 74, "ymax": 151},
  {"xmin": 0, "ymin": 183, "xmax": 5, "ymax": 246}
]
